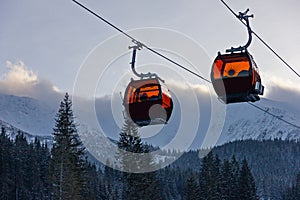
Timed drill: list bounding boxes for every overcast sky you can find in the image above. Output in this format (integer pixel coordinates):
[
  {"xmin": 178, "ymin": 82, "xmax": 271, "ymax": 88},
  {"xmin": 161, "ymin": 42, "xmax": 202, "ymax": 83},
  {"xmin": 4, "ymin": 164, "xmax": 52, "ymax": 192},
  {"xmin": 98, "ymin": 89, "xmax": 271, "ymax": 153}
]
[
  {"xmin": 1, "ymin": 0, "xmax": 300, "ymax": 154},
  {"xmin": 1, "ymin": 0, "xmax": 300, "ymax": 101}
]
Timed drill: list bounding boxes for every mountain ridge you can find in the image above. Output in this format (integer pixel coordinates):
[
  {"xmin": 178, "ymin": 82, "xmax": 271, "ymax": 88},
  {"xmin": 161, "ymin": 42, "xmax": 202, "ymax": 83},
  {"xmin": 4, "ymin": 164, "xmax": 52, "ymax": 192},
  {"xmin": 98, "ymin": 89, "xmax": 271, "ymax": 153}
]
[
  {"xmin": 0, "ymin": 118, "xmax": 53, "ymax": 147},
  {"xmin": 0, "ymin": 93, "xmax": 57, "ymax": 136},
  {"xmin": 0, "ymin": 93, "xmax": 299, "ymax": 149},
  {"xmin": 217, "ymin": 98, "xmax": 300, "ymax": 145}
]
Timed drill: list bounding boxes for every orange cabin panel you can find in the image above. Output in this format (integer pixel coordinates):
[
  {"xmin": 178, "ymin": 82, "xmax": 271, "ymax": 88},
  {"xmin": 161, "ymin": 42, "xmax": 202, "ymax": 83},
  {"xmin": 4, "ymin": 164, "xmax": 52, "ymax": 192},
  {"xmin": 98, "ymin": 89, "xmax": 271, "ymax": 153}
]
[
  {"xmin": 213, "ymin": 59, "xmax": 223, "ymax": 79},
  {"xmin": 126, "ymin": 86, "xmax": 135, "ymax": 104},
  {"xmin": 161, "ymin": 93, "xmax": 171, "ymax": 108},
  {"xmin": 212, "ymin": 53, "xmax": 252, "ymax": 80}
]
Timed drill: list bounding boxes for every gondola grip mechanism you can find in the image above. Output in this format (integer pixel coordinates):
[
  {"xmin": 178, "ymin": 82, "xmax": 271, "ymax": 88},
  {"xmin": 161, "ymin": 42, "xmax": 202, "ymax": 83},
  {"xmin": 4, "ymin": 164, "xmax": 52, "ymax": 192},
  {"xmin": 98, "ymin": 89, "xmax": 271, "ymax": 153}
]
[{"xmin": 226, "ymin": 9, "xmax": 253, "ymax": 53}]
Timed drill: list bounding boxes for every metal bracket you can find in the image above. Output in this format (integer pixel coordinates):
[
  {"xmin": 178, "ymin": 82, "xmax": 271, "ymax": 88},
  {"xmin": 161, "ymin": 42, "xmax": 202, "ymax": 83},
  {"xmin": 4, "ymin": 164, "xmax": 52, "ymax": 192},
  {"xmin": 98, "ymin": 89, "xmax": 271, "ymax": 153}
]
[
  {"xmin": 128, "ymin": 43, "xmax": 161, "ymax": 80},
  {"xmin": 226, "ymin": 9, "xmax": 254, "ymax": 53},
  {"xmin": 129, "ymin": 39, "xmax": 144, "ymax": 50}
]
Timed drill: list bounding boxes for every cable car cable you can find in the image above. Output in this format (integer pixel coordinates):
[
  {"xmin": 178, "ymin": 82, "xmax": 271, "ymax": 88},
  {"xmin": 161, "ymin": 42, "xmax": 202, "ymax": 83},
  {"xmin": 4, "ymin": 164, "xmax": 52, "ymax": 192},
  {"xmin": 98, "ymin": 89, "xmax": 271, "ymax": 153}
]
[
  {"xmin": 219, "ymin": 0, "xmax": 300, "ymax": 79},
  {"xmin": 72, "ymin": 0, "xmax": 136, "ymax": 43},
  {"xmin": 72, "ymin": 0, "xmax": 211, "ymax": 83},
  {"xmin": 146, "ymin": 47, "xmax": 211, "ymax": 83},
  {"xmin": 218, "ymin": 0, "xmax": 300, "ymax": 128},
  {"xmin": 72, "ymin": 0, "xmax": 300, "ymax": 130},
  {"xmin": 247, "ymin": 102, "xmax": 300, "ymax": 129}
]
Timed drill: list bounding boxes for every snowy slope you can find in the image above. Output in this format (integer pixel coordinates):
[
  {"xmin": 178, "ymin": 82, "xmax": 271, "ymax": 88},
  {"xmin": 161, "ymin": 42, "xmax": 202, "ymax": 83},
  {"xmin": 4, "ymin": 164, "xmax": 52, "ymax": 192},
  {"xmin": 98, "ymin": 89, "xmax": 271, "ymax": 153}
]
[
  {"xmin": 217, "ymin": 98, "xmax": 300, "ymax": 145},
  {"xmin": 0, "ymin": 119, "xmax": 53, "ymax": 146},
  {"xmin": 0, "ymin": 94, "xmax": 56, "ymax": 136}
]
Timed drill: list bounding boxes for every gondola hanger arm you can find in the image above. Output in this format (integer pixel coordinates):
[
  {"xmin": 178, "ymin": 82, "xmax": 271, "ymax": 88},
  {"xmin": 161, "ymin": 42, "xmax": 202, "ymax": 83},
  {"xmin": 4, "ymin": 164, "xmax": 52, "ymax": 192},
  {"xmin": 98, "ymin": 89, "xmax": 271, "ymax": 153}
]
[
  {"xmin": 128, "ymin": 43, "xmax": 163, "ymax": 81},
  {"xmin": 226, "ymin": 9, "xmax": 253, "ymax": 53}
]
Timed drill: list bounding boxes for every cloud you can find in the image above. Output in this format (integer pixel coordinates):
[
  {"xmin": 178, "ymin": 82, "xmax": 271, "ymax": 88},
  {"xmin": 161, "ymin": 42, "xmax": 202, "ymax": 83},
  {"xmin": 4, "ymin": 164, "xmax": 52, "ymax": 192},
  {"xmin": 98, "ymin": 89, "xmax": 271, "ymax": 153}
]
[
  {"xmin": 263, "ymin": 76, "xmax": 300, "ymax": 107},
  {"xmin": 0, "ymin": 61, "xmax": 62, "ymax": 104},
  {"xmin": 4, "ymin": 61, "xmax": 37, "ymax": 83}
]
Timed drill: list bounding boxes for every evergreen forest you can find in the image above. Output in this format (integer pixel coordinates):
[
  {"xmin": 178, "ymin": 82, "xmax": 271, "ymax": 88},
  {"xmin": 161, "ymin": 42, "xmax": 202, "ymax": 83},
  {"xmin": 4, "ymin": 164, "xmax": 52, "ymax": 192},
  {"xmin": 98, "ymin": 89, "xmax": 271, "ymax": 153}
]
[{"xmin": 0, "ymin": 93, "xmax": 299, "ymax": 199}]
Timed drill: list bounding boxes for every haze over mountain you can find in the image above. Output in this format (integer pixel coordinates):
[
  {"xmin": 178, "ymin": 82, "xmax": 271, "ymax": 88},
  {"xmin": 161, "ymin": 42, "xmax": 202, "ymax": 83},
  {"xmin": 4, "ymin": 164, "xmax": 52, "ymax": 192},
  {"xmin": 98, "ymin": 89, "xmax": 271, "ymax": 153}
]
[
  {"xmin": 1, "ymin": 61, "xmax": 300, "ymax": 149},
  {"xmin": 0, "ymin": 90, "xmax": 299, "ymax": 151}
]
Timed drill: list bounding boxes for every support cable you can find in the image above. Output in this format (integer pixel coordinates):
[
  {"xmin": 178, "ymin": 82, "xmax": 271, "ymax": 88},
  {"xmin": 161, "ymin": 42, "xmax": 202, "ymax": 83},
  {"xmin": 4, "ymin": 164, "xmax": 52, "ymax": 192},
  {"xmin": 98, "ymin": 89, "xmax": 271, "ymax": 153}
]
[
  {"xmin": 219, "ymin": 0, "xmax": 300, "ymax": 79},
  {"xmin": 248, "ymin": 102, "xmax": 300, "ymax": 129},
  {"xmin": 72, "ymin": 0, "xmax": 211, "ymax": 83},
  {"xmin": 72, "ymin": 0, "xmax": 300, "ymax": 130}
]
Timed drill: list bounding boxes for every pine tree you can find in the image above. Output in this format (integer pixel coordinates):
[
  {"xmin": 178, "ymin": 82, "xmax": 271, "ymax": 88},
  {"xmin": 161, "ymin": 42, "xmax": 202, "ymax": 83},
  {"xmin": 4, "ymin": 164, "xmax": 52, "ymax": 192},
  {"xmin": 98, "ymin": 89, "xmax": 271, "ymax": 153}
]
[
  {"xmin": 238, "ymin": 158, "xmax": 258, "ymax": 200},
  {"xmin": 85, "ymin": 162, "xmax": 103, "ymax": 199},
  {"xmin": 104, "ymin": 159, "xmax": 120, "ymax": 199},
  {"xmin": 0, "ymin": 127, "xmax": 15, "ymax": 199},
  {"xmin": 183, "ymin": 174, "xmax": 200, "ymax": 200},
  {"xmin": 159, "ymin": 166, "xmax": 175, "ymax": 199},
  {"xmin": 198, "ymin": 153, "xmax": 259, "ymax": 200},
  {"xmin": 199, "ymin": 151, "xmax": 220, "ymax": 200},
  {"xmin": 116, "ymin": 118, "xmax": 147, "ymax": 172},
  {"xmin": 230, "ymin": 155, "xmax": 241, "ymax": 200},
  {"xmin": 282, "ymin": 171, "xmax": 300, "ymax": 200},
  {"xmin": 34, "ymin": 138, "xmax": 51, "ymax": 199},
  {"xmin": 14, "ymin": 132, "xmax": 32, "ymax": 199},
  {"xmin": 220, "ymin": 159, "xmax": 235, "ymax": 200},
  {"xmin": 50, "ymin": 93, "xmax": 86, "ymax": 200},
  {"xmin": 213, "ymin": 154, "xmax": 222, "ymax": 200},
  {"xmin": 296, "ymin": 173, "xmax": 300, "ymax": 198},
  {"xmin": 116, "ymin": 118, "xmax": 160, "ymax": 200}
]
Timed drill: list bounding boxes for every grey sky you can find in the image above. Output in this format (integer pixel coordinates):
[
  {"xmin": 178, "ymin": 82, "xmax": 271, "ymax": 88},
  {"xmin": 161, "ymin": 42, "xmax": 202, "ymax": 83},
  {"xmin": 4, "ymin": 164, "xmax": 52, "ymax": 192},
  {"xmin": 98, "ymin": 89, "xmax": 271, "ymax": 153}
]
[
  {"xmin": 1, "ymin": 0, "xmax": 300, "ymax": 100},
  {"xmin": 1, "ymin": 0, "xmax": 300, "ymax": 154}
]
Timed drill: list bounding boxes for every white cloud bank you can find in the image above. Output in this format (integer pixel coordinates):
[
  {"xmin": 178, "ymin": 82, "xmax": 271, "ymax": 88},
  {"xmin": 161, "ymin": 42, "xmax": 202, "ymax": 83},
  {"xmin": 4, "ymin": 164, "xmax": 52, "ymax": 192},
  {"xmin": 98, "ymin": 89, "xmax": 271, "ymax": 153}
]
[
  {"xmin": 1, "ymin": 60, "xmax": 299, "ymax": 112},
  {"xmin": 0, "ymin": 61, "xmax": 62, "ymax": 104},
  {"xmin": 263, "ymin": 76, "xmax": 300, "ymax": 107}
]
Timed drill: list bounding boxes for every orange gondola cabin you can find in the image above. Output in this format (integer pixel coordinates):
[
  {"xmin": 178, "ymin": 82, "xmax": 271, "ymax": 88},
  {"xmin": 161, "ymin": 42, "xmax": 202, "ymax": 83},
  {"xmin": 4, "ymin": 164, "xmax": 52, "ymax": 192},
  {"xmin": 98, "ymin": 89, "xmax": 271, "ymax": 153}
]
[
  {"xmin": 123, "ymin": 77, "xmax": 173, "ymax": 126},
  {"xmin": 211, "ymin": 51, "xmax": 264, "ymax": 103},
  {"xmin": 211, "ymin": 9, "xmax": 264, "ymax": 104}
]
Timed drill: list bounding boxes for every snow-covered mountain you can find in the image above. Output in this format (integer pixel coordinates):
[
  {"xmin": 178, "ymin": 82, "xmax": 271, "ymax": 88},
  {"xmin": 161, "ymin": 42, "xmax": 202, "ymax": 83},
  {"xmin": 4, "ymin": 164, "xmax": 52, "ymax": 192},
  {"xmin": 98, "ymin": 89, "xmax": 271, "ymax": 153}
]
[
  {"xmin": 217, "ymin": 99, "xmax": 300, "ymax": 145},
  {"xmin": 0, "ymin": 93, "xmax": 56, "ymax": 136},
  {"xmin": 0, "ymin": 93, "xmax": 299, "ymax": 150},
  {"xmin": 0, "ymin": 118, "xmax": 53, "ymax": 146}
]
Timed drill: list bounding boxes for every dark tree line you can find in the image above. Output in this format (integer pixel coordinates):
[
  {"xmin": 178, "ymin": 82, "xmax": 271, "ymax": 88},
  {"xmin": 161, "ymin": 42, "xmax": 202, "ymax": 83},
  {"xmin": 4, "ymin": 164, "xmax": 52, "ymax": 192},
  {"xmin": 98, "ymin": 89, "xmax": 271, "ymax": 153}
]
[
  {"xmin": 0, "ymin": 128, "xmax": 51, "ymax": 199},
  {"xmin": 213, "ymin": 139, "xmax": 300, "ymax": 199},
  {"xmin": 183, "ymin": 152, "xmax": 258, "ymax": 200},
  {"xmin": 282, "ymin": 172, "xmax": 300, "ymax": 200},
  {"xmin": 0, "ymin": 93, "xmax": 259, "ymax": 199},
  {"xmin": 116, "ymin": 118, "xmax": 160, "ymax": 200}
]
